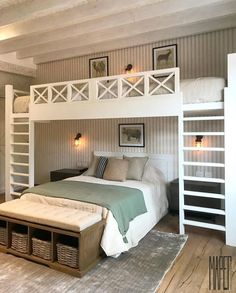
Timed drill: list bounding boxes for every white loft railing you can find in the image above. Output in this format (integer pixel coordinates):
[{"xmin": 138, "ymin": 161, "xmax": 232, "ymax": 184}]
[{"xmin": 31, "ymin": 68, "xmax": 179, "ymax": 105}]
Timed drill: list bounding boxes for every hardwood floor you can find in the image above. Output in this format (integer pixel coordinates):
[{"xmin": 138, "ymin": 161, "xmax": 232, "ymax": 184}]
[{"xmin": 156, "ymin": 214, "xmax": 236, "ymax": 293}]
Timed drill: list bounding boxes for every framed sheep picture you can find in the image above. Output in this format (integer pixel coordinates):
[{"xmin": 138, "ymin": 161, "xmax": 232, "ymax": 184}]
[
  {"xmin": 119, "ymin": 123, "xmax": 145, "ymax": 147},
  {"xmin": 152, "ymin": 44, "xmax": 177, "ymax": 70},
  {"xmin": 89, "ymin": 56, "xmax": 109, "ymax": 78}
]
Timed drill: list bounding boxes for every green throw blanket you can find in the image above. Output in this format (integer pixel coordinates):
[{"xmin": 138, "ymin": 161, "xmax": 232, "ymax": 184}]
[{"xmin": 23, "ymin": 181, "xmax": 147, "ymax": 242}]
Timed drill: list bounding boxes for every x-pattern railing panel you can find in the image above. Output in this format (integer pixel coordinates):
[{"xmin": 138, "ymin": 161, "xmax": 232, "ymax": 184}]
[
  {"xmin": 51, "ymin": 85, "xmax": 68, "ymax": 103},
  {"xmin": 33, "ymin": 87, "xmax": 49, "ymax": 104},
  {"xmin": 97, "ymin": 79, "xmax": 118, "ymax": 100},
  {"xmin": 121, "ymin": 76, "xmax": 144, "ymax": 97},
  {"xmin": 149, "ymin": 72, "xmax": 175, "ymax": 95},
  {"xmin": 71, "ymin": 83, "xmax": 89, "ymax": 101}
]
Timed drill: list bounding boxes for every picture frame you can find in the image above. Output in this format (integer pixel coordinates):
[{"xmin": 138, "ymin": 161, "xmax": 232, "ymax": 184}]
[
  {"xmin": 119, "ymin": 123, "xmax": 145, "ymax": 147},
  {"xmin": 89, "ymin": 56, "xmax": 109, "ymax": 78},
  {"xmin": 152, "ymin": 44, "xmax": 177, "ymax": 70}
]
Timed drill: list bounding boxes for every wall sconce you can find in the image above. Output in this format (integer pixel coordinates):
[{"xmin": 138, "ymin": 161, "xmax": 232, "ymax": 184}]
[
  {"xmin": 74, "ymin": 133, "xmax": 82, "ymax": 146},
  {"xmin": 125, "ymin": 64, "xmax": 133, "ymax": 74},
  {"xmin": 195, "ymin": 135, "xmax": 203, "ymax": 148}
]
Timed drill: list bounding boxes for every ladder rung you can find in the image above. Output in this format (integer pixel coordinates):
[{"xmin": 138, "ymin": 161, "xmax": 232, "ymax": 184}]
[
  {"xmin": 183, "ymin": 161, "xmax": 225, "ymax": 167},
  {"xmin": 183, "ymin": 147, "xmax": 224, "ymax": 152},
  {"xmin": 11, "ymin": 132, "xmax": 29, "ymax": 135},
  {"xmin": 11, "ymin": 152, "xmax": 29, "ymax": 156},
  {"xmin": 10, "ymin": 192, "xmax": 22, "ymax": 197},
  {"xmin": 183, "ymin": 219, "xmax": 225, "ymax": 231},
  {"xmin": 183, "ymin": 132, "xmax": 224, "ymax": 136},
  {"xmin": 11, "ymin": 172, "xmax": 29, "ymax": 177},
  {"xmin": 10, "ymin": 182, "xmax": 29, "ymax": 187},
  {"xmin": 183, "ymin": 205, "xmax": 225, "ymax": 215},
  {"xmin": 184, "ymin": 190, "xmax": 225, "ymax": 200},
  {"xmin": 11, "ymin": 142, "xmax": 29, "ymax": 146},
  {"xmin": 183, "ymin": 116, "xmax": 224, "ymax": 121},
  {"xmin": 11, "ymin": 162, "xmax": 29, "ymax": 167},
  {"xmin": 11, "ymin": 122, "xmax": 29, "ymax": 125},
  {"xmin": 12, "ymin": 114, "xmax": 29, "ymax": 118},
  {"xmin": 183, "ymin": 176, "xmax": 225, "ymax": 183}
]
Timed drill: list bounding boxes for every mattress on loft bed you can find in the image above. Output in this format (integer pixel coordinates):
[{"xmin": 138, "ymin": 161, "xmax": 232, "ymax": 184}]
[{"xmin": 13, "ymin": 95, "xmax": 30, "ymax": 113}]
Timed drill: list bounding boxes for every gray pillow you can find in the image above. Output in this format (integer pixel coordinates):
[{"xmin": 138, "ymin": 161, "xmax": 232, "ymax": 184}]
[
  {"xmin": 124, "ymin": 156, "xmax": 148, "ymax": 180},
  {"xmin": 103, "ymin": 158, "xmax": 129, "ymax": 181}
]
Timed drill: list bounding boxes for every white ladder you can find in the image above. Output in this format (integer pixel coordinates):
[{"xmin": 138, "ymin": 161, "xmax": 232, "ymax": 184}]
[
  {"xmin": 5, "ymin": 85, "xmax": 34, "ymax": 201},
  {"xmin": 179, "ymin": 103, "xmax": 225, "ymax": 234}
]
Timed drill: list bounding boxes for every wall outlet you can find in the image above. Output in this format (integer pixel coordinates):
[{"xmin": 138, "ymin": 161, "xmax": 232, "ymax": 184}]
[{"xmin": 196, "ymin": 170, "xmax": 204, "ymax": 177}]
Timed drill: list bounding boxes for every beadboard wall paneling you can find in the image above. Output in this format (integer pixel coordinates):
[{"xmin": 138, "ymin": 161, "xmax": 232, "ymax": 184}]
[
  {"xmin": 36, "ymin": 28, "xmax": 236, "ymax": 84},
  {"xmin": 35, "ymin": 117, "xmax": 178, "ymax": 184}
]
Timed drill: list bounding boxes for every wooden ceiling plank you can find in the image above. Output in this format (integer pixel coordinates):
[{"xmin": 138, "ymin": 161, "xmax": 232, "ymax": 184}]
[
  {"xmin": 16, "ymin": 1, "xmax": 236, "ymax": 59},
  {"xmin": 0, "ymin": 0, "xmax": 88, "ymax": 26},
  {"xmin": 0, "ymin": 0, "xmax": 163, "ymax": 41},
  {"xmin": 33, "ymin": 14, "xmax": 236, "ymax": 64},
  {"xmin": 0, "ymin": 0, "xmax": 230, "ymax": 54}
]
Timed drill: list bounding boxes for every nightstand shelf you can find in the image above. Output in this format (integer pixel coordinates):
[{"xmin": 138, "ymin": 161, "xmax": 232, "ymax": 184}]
[{"xmin": 50, "ymin": 168, "xmax": 88, "ymax": 182}]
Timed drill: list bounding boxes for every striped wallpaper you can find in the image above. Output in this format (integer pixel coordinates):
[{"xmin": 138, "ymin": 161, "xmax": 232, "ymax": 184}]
[{"xmin": 33, "ymin": 28, "xmax": 236, "ymax": 183}]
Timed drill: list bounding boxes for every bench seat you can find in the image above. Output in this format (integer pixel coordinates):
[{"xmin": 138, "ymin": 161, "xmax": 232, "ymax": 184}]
[{"xmin": 0, "ymin": 199, "xmax": 102, "ymax": 232}]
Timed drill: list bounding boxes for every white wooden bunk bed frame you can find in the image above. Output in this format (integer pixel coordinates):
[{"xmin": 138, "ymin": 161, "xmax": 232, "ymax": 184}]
[{"xmin": 5, "ymin": 53, "xmax": 236, "ymax": 248}]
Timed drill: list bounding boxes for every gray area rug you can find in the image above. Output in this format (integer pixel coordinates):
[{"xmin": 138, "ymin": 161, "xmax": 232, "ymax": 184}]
[{"xmin": 0, "ymin": 230, "xmax": 187, "ymax": 293}]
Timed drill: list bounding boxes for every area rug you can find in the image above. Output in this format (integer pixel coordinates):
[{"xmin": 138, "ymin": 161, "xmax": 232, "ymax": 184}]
[{"xmin": 0, "ymin": 230, "xmax": 187, "ymax": 293}]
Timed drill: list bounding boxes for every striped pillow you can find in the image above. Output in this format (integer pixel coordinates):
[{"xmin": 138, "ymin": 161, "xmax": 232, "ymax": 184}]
[{"xmin": 95, "ymin": 156, "xmax": 108, "ymax": 178}]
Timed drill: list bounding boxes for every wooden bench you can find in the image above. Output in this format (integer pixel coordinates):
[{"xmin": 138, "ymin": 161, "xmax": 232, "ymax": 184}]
[{"xmin": 0, "ymin": 199, "xmax": 105, "ymax": 277}]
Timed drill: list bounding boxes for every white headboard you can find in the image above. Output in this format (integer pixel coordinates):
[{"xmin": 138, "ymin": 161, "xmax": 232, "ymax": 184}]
[{"xmin": 94, "ymin": 151, "xmax": 174, "ymax": 183}]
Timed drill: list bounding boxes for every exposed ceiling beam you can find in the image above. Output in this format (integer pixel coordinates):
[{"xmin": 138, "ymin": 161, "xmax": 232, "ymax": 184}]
[
  {"xmin": 0, "ymin": 0, "xmax": 89, "ymax": 26},
  {"xmin": 34, "ymin": 14, "xmax": 236, "ymax": 64},
  {"xmin": 0, "ymin": 0, "xmax": 163, "ymax": 41},
  {"xmin": 0, "ymin": 0, "xmax": 230, "ymax": 54},
  {"xmin": 17, "ymin": 1, "xmax": 236, "ymax": 59}
]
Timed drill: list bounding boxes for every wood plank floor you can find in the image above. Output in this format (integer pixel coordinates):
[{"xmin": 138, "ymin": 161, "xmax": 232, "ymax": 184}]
[
  {"xmin": 0, "ymin": 194, "xmax": 235, "ymax": 292},
  {"xmin": 156, "ymin": 214, "xmax": 236, "ymax": 293}
]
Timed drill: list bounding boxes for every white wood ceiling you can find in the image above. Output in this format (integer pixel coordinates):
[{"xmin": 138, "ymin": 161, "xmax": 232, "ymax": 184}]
[{"xmin": 0, "ymin": 0, "xmax": 235, "ymax": 64}]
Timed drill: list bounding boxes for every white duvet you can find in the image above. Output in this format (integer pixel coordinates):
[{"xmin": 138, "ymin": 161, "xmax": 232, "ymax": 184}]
[{"xmin": 22, "ymin": 167, "xmax": 168, "ymax": 257}]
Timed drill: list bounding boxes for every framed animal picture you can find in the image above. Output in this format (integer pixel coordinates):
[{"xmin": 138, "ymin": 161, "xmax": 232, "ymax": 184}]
[
  {"xmin": 119, "ymin": 123, "xmax": 145, "ymax": 147},
  {"xmin": 89, "ymin": 56, "xmax": 109, "ymax": 78},
  {"xmin": 152, "ymin": 44, "xmax": 177, "ymax": 70}
]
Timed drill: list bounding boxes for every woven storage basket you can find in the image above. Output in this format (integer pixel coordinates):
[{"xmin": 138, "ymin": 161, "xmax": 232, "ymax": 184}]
[
  {"xmin": 56, "ymin": 243, "xmax": 79, "ymax": 268},
  {"xmin": 0, "ymin": 227, "xmax": 7, "ymax": 245},
  {"xmin": 11, "ymin": 231, "xmax": 28, "ymax": 253},
  {"xmin": 32, "ymin": 237, "xmax": 51, "ymax": 260}
]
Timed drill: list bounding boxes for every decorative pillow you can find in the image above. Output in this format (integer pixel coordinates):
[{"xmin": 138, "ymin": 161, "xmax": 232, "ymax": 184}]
[
  {"xmin": 124, "ymin": 156, "xmax": 148, "ymax": 180},
  {"xmin": 95, "ymin": 157, "xmax": 108, "ymax": 178},
  {"xmin": 103, "ymin": 158, "xmax": 129, "ymax": 181},
  {"xmin": 83, "ymin": 155, "xmax": 99, "ymax": 176}
]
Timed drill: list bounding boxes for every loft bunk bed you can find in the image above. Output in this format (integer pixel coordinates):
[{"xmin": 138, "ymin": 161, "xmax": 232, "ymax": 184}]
[{"xmin": 4, "ymin": 54, "xmax": 236, "ymax": 259}]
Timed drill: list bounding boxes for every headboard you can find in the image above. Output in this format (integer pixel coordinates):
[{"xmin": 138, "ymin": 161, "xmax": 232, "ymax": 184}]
[{"xmin": 94, "ymin": 151, "xmax": 174, "ymax": 183}]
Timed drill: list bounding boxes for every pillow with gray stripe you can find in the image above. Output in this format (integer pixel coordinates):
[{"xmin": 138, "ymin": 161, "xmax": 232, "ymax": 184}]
[{"xmin": 95, "ymin": 156, "xmax": 108, "ymax": 178}]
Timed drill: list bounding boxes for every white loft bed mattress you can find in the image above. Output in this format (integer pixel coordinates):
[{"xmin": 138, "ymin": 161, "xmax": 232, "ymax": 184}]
[
  {"xmin": 21, "ymin": 165, "xmax": 168, "ymax": 257},
  {"xmin": 13, "ymin": 77, "xmax": 225, "ymax": 113}
]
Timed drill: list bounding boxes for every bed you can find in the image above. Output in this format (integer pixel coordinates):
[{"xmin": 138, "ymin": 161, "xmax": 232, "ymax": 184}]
[{"xmin": 12, "ymin": 77, "xmax": 225, "ymax": 113}]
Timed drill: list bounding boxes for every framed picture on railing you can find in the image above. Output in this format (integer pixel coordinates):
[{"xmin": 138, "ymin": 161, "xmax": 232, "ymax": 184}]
[
  {"xmin": 89, "ymin": 56, "xmax": 109, "ymax": 78},
  {"xmin": 119, "ymin": 123, "xmax": 145, "ymax": 147},
  {"xmin": 152, "ymin": 44, "xmax": 177, "ymax": 70}
]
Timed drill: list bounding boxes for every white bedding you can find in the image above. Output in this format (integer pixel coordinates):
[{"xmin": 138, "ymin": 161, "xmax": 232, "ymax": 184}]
[
  {"xmin": 22, "ymin": 168, "xmax": 168, "ymax": 257},
  {"xmin": 13, "ymin": 95, "xmax": 30, "ymax": 113}
]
